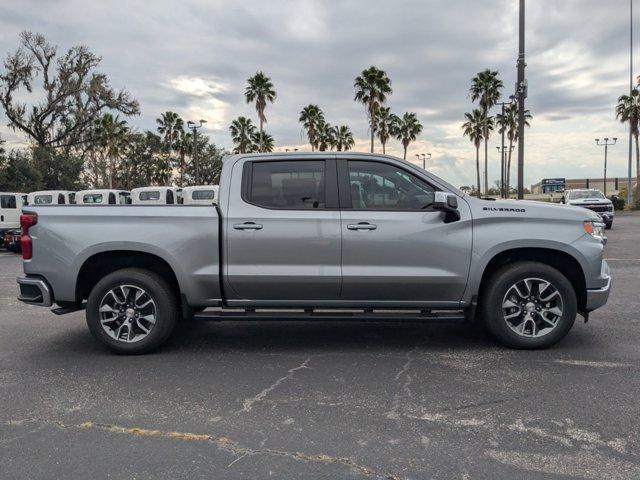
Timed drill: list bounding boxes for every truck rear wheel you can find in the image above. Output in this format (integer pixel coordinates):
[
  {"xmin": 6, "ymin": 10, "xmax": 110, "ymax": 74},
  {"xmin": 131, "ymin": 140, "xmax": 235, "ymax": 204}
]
[
  {"xmin": 86, "ymin": 268, "xmax": 178, "ymax": 354},
  {"xmin": 481, "ymin": 262, "xmax": 577, "ymax": 349}
]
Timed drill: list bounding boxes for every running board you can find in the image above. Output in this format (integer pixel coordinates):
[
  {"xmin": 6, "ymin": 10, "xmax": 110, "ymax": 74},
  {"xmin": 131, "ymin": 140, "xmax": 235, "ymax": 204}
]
[{"xmin": 194, "ymin": 308, "xmax": 467, "ymax": 322}]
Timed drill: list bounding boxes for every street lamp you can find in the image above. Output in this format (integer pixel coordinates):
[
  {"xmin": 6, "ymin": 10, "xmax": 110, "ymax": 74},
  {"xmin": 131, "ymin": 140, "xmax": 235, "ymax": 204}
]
[
  {"xmin": 595, "ymin": 137, "xmax": 617, "ymax": 196},
  {"xmin": 187, "ymin": 119, "xmax": 207, "ymax": 184},
  {"xmin": 496, "ymin": 145, "xmax": 515, "ymax": 197},
  {"xmin": 415, "ymin": 153, "xmax": 431, "ymax": 170}
]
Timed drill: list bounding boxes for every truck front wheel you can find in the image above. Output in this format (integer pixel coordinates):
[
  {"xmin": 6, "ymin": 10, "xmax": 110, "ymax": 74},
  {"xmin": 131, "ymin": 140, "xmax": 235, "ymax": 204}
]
[
  {"xmin": 481, "ymin": 262, "xmax": 577, "ymax": 349},
  {"xmin": 86, "ymin": 268, "xmax": 178, "ymax": 354}
]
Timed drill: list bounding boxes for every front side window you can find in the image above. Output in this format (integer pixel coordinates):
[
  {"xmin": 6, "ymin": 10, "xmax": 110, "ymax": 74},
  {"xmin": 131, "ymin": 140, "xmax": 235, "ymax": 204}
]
[
  {"xmin": 83, "ymin": 194, "xmax": 103, "ymax": 204},
  {"xmin": 248, "ymin": 160, "xmax": 326, "ymax": 209},
  {"xmin": 1, "ymin": 195, "xmax": 17, "ymax": 209},
  {"xmin": 34, "ymin": 195, "xmax": 53, "ymax": 205},
  {"xmin": 139, "ymin": 191, "xmax": 160, "ymax": 201},
  {"xmin": 347, "ymin": 161, "xmax": 435, "ymax": 210},
  {"xmin": 192, "ymin": 190, "xmax": 215, "ymax": 200}
]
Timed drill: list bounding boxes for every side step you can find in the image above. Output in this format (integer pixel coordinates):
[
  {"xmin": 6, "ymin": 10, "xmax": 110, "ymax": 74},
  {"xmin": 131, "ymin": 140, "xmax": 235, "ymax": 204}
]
[{"xmin": 194, "ymin": 308, "xmax": 467, "ymax": 322}]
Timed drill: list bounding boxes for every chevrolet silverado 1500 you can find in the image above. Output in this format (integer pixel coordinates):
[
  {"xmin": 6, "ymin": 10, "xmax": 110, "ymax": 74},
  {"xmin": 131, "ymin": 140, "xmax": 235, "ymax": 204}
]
[{"xmin": 17, "ymin": 153, "xmax": 611, "ymax": 353}]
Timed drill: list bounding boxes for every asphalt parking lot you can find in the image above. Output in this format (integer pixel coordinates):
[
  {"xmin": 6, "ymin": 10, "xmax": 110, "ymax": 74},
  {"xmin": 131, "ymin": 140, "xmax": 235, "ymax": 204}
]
[{"xmin": 1, "ymin": 213, "xmax": 639, "ymax": 480}]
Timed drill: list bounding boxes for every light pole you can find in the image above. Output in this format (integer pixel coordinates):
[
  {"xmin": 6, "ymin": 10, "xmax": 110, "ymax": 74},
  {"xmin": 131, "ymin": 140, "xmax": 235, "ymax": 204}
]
[
  {"xmin": 496, "ymin": 99, "xmax": 514, "ymax": 198},
  {"xmin": 187, "ymin": 119, "xmax": 206, "ymax": 184},
  {"xmin": 595, "ymin": 138, "xmax": 617, "ymax": 196},
  {"xmin": 628, "ymin": 0, "xmax": 634, "ymax": 207},
  {"xmin": 496, "ymin": 145, "xmax": 515, "ymax": 197},
  {"xmin": 516, "ymin": 0, "xmax": 527, "ymax": 200},
  {"xmin": 415, "ymin": 153, "xmax": 431, "ymax": 170}
]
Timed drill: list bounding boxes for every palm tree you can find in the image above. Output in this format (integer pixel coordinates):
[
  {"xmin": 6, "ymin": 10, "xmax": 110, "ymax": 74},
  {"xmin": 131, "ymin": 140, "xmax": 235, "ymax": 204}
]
[
  {"xmin": 462, "ymin": 109, "xmax": 491, "ymax": 198},
  {"xmin": 354, "ymin": 66, "xmax": 392, "ymax": 153},
  {"xmin": 156, "ymin": 111, "xmax": 184, "ymax": 150},
  {"xmin": 496, "ymin": 103, "xmax": 532, "ymax": 196},
  {"xmin": 251, "ymin": 131, "xmax": 274, "ymax": 153},
  {"xmin": 616, "ymin": 87, "xmax": 640, "ymax": 202},
  {"xmin": 299, "ymin": 105, "xmax": 324, "ymax": 151},
  {"xmin": 470, "ymin": 69, "xmax": 503, "ymax": 194},
  {"xmin": 229, "ymin": 116, "xmax": 257, "ymax": 154},
  {"xmin": 375, "ymin": 107, "xmax": 398, "ymax": 154},
  {"xmin": 245, "ymin": 71, "xmax": 276, "ymax": 151},
  {"xmin": 392, "ymin": 112, "xmax": 423, "ymax": 160},
  {"xmin": 315, "ymin": 120, "xmax": 334, "ymax": 151},
  {"xmin": 93, "ymin": 113, "xmax": 129, "ymax": 188},
  {"xmin": 331, "ymin": 125, "xmax": 355, "ymax": 151}
]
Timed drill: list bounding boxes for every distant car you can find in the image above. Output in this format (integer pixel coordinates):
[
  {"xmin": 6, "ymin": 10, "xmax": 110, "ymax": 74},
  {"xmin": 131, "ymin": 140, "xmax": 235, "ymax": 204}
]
[
  {"xmin": 562, "ymin": 189, "xmax": 614, "ymax": 229},
  {"xmin": 0, "ymin": 192, "xmax": 26, "ymax": 236},
  {"xmin": 76, "ymin": 189, "xmax": 131, "ymax": 205},
  {"xmin": 2, "ymin": 228, "xmax": 21, "ymax": 253},
  {"xmin": 131, "ymin": 186, "xmax": 182, "ymax": 205},
  {"xmin": 27, "ymin": 190, "xmax": 75, "ymax": 205},
  {"xmin": 181, "ymin": 185, "xmax": 219, "ymax": 205}
]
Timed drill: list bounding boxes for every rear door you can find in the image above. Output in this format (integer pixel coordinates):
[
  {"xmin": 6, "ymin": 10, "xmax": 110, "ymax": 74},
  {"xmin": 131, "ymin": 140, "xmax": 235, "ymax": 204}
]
[
  {"xmin": 338, "ymin": 157, "xmax": 472, "ymax": 305},
  {"xmin": 225, "ymin": 157, "xmax": 342, "ymax": 303}
]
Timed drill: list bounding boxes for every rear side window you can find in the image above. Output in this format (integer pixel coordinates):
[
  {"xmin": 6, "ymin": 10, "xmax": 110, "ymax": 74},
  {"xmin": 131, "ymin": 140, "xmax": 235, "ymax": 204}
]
[
  {"xmin": 119, "ymin": 192, "xmax": 131, "ymax": 205},
  {"xmin": 68, "ymin": 193, "xmax": 75, "ymax": 204},
  {"xmin": 192, "ymin": 190, "xmax": 215, "ymax": 200},
  {"xmin": 247, "ymin": 160, "xmax": 326, "ymax": 209},
  {"xmin": 83, "ymin": 194, "xmax": 103, "ymax": 204},
  {"xmin": 58, "ymin": 193, "xmax": 65, "ymax": 204},
  {"xmin": 108, "ymin": 193, "xmax": 116, "ymax": 205},
  {"xmin": 166, "ymin": 190, "xmax": 174, "ymax": 204},
  {"xmin": 347, "ymin": 160, "xmax": 435, "ymax": 210},
  {"xmin": 34, "ymin": 195, "xmax": 53, "ymax": 205},
  {"xmin": 1, "ymin": 195, "xmax": 17, "ymax": 209},
  {"xmin": 140, "ymin": 191, "xmax": 160, "ymax": 201}
]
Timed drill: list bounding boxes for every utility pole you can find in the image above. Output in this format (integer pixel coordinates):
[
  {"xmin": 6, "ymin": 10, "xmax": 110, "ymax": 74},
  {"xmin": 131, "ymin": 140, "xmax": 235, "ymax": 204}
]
[
  {"xmin": 495, "ymin": 100, "xmax": 514, "ymax": 198},
  {"xmin": 595, "ymin": 138, "xmax": 617, "ymax": 196},
  {"xmin": 628, "ymin": 0, "xmax": 634, "ymax": 207},
  {"xmin": 187, "ymin": 119, "xmax": 206, "ymax": 184},
  {"xmin": 414, "ymin": 153, "xmax": 430, "ymax": 170},
  {"xmin": 496, "ymin": 145, "xmax": 514, "ymax": 197},
  {"xmin": 517, "ymin": 0, "xmax": 527, "ymax": 199}
]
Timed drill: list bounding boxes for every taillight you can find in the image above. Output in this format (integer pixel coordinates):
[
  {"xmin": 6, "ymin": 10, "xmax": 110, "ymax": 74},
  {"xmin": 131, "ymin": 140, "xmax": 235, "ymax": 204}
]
[{"xmin": 20, "ymin": 213, "xmax": 37, "ymax": 260}]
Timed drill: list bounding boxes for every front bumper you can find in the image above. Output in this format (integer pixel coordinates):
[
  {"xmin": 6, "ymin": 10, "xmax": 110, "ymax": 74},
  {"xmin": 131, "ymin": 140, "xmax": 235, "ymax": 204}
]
[
  {"xmin": 17, "ymin": 276, "xmax": 53, "ymax": 307},
  {"xmin": 585, "ymin": 260, "xmax": 611, "ymax": 312}
]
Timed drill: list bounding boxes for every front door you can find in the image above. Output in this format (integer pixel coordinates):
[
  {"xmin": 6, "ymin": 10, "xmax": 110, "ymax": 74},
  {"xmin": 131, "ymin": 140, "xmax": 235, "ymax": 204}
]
[
  {"xmin": 225, "ymin": 157, "xmax": 342, "ymax": 303},
  {"xmin": 339, "ymin": 158, "xmax": 472, "ymax": 305}
]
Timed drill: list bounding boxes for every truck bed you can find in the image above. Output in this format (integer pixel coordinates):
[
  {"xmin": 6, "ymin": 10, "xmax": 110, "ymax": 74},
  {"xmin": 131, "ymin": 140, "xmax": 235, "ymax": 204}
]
[{"xmin": 22, "ymin": 205, "xmax": 222, "ymax": 307}]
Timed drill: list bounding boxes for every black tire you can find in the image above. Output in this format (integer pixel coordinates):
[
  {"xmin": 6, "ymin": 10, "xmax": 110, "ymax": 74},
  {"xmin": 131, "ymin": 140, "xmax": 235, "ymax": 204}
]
[
  {"xmin": 605, "ymin": 222, "xmax": 612, "ymax": 230},
  {"xmin": 481, "ymin": 262, "xmax": 577, "ymax": 349},
  {"xmin": 86, "ymin": 268, "xmax": 178, "ymax": 354}
]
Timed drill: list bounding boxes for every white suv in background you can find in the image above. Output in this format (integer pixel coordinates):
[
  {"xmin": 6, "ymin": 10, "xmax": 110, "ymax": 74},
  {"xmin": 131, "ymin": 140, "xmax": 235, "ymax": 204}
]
[{"xmin": 562, "ymin": 189, "xmax": 614, "ymax": 229}]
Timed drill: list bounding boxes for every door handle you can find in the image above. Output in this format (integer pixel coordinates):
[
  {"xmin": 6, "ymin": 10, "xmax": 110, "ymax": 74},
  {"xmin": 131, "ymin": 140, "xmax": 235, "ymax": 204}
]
[
  {"xmin": 347, "ymin": 222, "xmax": 377, "ymax": 231},
  {"xmin": 233, "ymin": 222, "xmax": 263, "ymax": 230}
]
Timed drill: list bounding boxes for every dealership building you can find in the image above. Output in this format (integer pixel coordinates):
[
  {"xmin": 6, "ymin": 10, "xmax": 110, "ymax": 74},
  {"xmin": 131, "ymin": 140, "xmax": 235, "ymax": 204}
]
[{"xmin": 530, "ymin": 177, "xmax": 637, "ymax": 195}]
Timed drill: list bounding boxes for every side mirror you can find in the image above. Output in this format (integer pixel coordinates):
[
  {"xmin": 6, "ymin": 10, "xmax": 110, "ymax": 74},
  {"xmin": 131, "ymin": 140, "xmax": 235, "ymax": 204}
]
[{"xmin": 433, "ymin": 191, "xmax": 460, "ymax": 223}]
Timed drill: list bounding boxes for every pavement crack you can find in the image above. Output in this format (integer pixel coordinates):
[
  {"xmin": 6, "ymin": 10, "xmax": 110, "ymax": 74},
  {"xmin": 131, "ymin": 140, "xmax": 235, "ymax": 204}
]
[
  {"xmin": 240, "ymin": 356, "xmax": 312, "ymax": 413},
  {"xmin": 386, "ymin": 350, "xmax": 415, "ymax": 420}
]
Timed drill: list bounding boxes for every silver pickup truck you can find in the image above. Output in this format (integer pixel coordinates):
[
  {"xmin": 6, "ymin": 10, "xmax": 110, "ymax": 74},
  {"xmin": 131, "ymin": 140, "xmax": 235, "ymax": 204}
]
[{"xmin": 17, "ymin": 153, "xmax": 611, "ymax": 354}]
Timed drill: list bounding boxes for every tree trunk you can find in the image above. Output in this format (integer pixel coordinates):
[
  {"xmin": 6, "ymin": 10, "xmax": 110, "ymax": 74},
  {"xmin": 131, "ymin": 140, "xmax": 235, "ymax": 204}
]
[
  {"xmin": 382, "ymin": 141, "xmax": 386, "ymax": 155},
  {"xmin": 484, "ymin": 137, "xmax": 488, "ymax": 195},
  {"xmin": 403, "ymin": 145, "xmax": 407, "ymax": 160},
  {"xmin": 635, "ymin": 133, "xmax": 640, "ymax": 204},
  {"xmin": 506, "ymin": 138, "xmax": 514, "ymax": 197},
  {"xmin": 180, "ymin": 151, "xmax": 185, "ymax": 186},
  {"xmin": 476, "ymin": 145, "xmax": 481, "ymax": 198},
  {"xmin": 370, "ymin": 103, "xmax": 375, "ymax": 153},
  {"xmin": 259, "ymin": 114, "xmax": 264, "ymax": 152}
]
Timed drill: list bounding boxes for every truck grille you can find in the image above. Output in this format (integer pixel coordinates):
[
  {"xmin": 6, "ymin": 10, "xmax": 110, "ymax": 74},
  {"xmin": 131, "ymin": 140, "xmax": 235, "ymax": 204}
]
[{"xmin": 579, "ymin": 204, "xmax": 612, "ymax": 213}]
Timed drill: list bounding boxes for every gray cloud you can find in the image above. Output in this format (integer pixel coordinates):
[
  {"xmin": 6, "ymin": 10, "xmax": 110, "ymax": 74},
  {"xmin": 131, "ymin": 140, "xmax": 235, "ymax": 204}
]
[{"xmin": 0, "ymin": 0, "xmax": 635, "ymax": 187}]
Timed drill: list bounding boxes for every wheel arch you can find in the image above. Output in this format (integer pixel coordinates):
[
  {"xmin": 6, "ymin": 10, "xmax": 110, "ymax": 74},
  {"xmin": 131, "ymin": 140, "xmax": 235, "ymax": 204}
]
[
  {"xmin": 476, "ymin": 248, "xmax": 587, "ymax": 312},
  {"xmin": 76, "ymin": 250, "xmax": 181, "ymax": 304}
]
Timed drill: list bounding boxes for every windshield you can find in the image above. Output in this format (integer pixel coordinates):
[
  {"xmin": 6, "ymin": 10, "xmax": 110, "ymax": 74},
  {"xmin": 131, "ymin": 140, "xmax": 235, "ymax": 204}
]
[{"xmin": 569, "ymin": 190, "xmax": 605, "ymax": 200}]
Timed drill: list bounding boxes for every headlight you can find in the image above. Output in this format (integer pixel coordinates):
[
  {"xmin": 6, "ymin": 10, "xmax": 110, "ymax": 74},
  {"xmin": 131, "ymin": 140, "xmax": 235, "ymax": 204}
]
[{"xmin": 584, "ymin": 220, "xmax": 606, "ymax": 240}]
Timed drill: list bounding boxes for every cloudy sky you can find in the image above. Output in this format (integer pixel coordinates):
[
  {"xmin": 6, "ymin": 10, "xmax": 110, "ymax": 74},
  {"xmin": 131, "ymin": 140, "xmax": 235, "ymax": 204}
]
[{"xmin": 0, "ymin": 0, "xmax": 636, "ymax": 188}]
